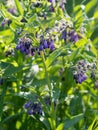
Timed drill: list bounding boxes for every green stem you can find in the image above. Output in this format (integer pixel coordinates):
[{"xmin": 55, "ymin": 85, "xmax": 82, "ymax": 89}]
[
  {"xmin": 41, "ymin": 52, "xmax": 56, "ymax": 130},
  {"xmin": 0, "ymin": 82, "xmax": 7, "ymax": 122},
  {"xmin": 41, "ymin": 52, "xmax": 52, "ymax": 91}
]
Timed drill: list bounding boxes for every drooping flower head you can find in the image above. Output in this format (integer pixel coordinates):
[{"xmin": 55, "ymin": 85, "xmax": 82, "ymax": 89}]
[
  {"xmin": 16, "ymin": 37, "xmax": 32, "ymax": 55},
  {"xmin": 24, "ymin": 101, "xmax": 43, "ymax": 116},
  {"xmin": 74, "ymin": 72, "xmax": 87, "ymax": 84}
]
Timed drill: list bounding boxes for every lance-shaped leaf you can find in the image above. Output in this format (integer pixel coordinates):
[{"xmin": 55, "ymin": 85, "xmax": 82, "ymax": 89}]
[
  {"xmin": 0, "ymin": 3, "xmax": 23, "ymax": 26},
  {"xmin": 56, "ymin": 113, "xmax": 84, "ymax": 130},
  {"xmin": 45, "ymin": 46, "xmax": 66, "ymax": 68},
  {"xmin": 14, "ymin": 0, "xmax": 24, "ymax": 16},
  {"xmin": 63, "ymin": 113, "xmax": 84, "ymax": 130}
]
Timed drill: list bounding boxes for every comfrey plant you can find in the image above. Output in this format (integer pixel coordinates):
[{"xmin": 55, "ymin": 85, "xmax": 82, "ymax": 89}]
[
  {"xmin": 73, "ymin": 60, "xmax": 97, "ymax": 84},
  {"xmin": 0, "ymin": 0, "xmax": 98, "ymax": 130},
  {"xmin": 16, "ymin": 37, "xmax": 32, "ymax": 55},
  {"xmin": 24, "ymin": 100, "xmax": 43, "ymax": 116},
  {"xmin": 16, "ymin": 36, "xmax": 55, "ymax": 55}
]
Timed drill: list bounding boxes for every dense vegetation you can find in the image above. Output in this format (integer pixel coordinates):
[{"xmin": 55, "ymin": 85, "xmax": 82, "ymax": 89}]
[{"xmin": 0, "ymin": 0, "xmax": 98, "ymax": 130}]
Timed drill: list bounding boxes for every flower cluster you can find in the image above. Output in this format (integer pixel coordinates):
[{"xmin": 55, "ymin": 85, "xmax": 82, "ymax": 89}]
[
  {"xmin": 73, "ymin": 60, "xmax": 96, "ymax": 84},
  {"xmin": 24, "ymin": 97, "xmax": 57, "ymax": 116},
  {"xmin": 61, "ymin": 29, "xmax": 81, "ymax": 42},
  {"xmin": 16, "ymin": 37, "xmax": 33, "ymax": 55},
  {"xmin": 38, "ymin": 39, "xmax": 55, "ymax": 52},
  {"xmin": 24, "ymin": 101, "xmax": 42, "ymax": 116},
  {"xmin": 74, "ymin": 72, "xmax": 87, "ymax": 84},
  {"xmin": 48, "ymin": 0, "xmax": 67, "ymax": 12},
  {"xmin": 46, "ymin": 19, "xmax": 81, "ymax": 44},
  {"xmin": 16, "ymin": 37, "xmax": 55, "ymax": 56}
]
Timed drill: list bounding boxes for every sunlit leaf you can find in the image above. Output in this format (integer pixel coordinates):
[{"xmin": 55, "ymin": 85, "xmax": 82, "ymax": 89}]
[{"xmin": 14, "ymin": 0, "xmax": 24, "ymax": 16}]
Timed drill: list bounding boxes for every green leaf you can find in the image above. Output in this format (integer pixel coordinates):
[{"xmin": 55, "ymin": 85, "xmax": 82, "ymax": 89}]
[
  {"xmin": 0, "ymin": 4, "xmax": 16, "ymax": 19},
  {"xmin": 2, "ymin": 111, "xmax": 23, "ymax": 123},
  {"xmin": 42, "ymin": 119, "xmax": 51, "ymax": 130},
  {"xmin": 0, "ymin": 29, "xmax": 14, "ymax": 43},
  {"xmin": 86, "ymin": 0, "xmax": 98, "ymax": 14},
  {"xmin": 56, "ymin": 114, "xmax": 84, "ymax": 130},
  {"xmin": 63, "ymin": 113, "xmax": 84, "ymax": 130},
  {"xmin": 13, "ymin": 92, "xmax": 37, "ymax": 101},
  {"xmin": 0, "ymin": 62, "xmax": 11, "ymax": 69},
  {"xmin": 0, "ymin": 4, "xmax": 22, "ymax": 25},
  {"xmin": 45, "ymin": 46, "xmax": 66, "ymax": 68},
  {"xmin": 88, "ymin": 117, "xmax": 98, "ymax": 130},
  {"xmin": 68, "ymin": 47, "xmax": 82, "ymax": 62},
  {"xmin": 29, "ymin": 77, "xmax": 57, "ymax": 88},
  {"xmin": 0, "ymin": 62, "xmax": 23, "ymax": 76},
  {"xmin": 14, "ymin": 0, "xmax": 24, "ymax": 16},
  {"xmin": 4, "ymin": 65, "xmax": 23, "ymax": 76},
  {"xmin": 53, "ymin": 85, "xmax": 60, "ymax": 100},
  {"xmin": 31, "ymin": 79, "xmax": 46, "ymax": 87},
  {"xmin": 56, "ymin": 123, "xmax": 64, "ymax": 130}
]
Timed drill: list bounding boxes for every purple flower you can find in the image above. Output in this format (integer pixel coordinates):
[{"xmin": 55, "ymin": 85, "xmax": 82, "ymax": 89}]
[
  {"xmin": 74, "ymin": 72, "xmax": 87, "ymax": 84},
  {"xmin": 24, "ymin": 101, "xmax": 43, "ymax": 116},
  {"xmin": 39, "ymin": 44, "xmax": 44, "ymax": 51},
  {"xmin": 50, "ymin": 44, "xmax": 55, "ymax": 51},
  {"xmin": 60, "ymin": 2, "xmax": 65, "ymax": 10},
  {"xmin": 48, "ymin": 0, "xmax": 52, "ymax": 2},
  {"xmin": 8, "ymin": 7, "xmax": 17, "ymax": 15},
  {"xmin": 61, "ymin": 30, "xmax": 67, "ymax": 41},
  {"xmin": 43, "ymin": 40, "xmax": 48, "ymax": 49},
  {"xmin": 49, "ymin": 40, "xmax": 55, "ymax": 51},
  {"xmin": 38, "ymin": 109, "xmax": 42, "ymax": 115},
  {"xmin": 1, "ymin": 21, "xmax": 5, "ymax": 27},
  {"xmin": 16, "ymin": 37, "xmax": 32, "ymax": 55},
  {"xmin": 24, "ymin": 101, "xmax": 31, "ymax": 109},
  {"xmin": 25, "ymin": 49, "xmax": 30, "ymax": 55},
  {"xmin": 49, "ymin": 5, "xmax": 55, "ymax": 12},
  {"xmin": 70, "ymin": 32, "xmax": 79, "ymax": 42},
  {"xmin": 20, "ymin": 46, "xmax": 26, "ymax": 53},
  {"xmin": 16, "ymin": 44, "xmax": 22, "ymax": 50},
  {"xmin": 28, "ymin": 108, "xmax": 33, "ymax": 115}
]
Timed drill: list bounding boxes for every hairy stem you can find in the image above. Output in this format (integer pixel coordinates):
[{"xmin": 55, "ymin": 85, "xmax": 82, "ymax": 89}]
[{"xmin": 41, "ymin": 52, "xmax": 56, "ymax": 130}]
